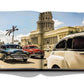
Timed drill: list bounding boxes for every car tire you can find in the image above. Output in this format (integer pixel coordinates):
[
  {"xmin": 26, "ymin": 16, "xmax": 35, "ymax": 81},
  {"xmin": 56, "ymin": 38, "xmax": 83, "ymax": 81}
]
[
  {"xmin": 23, "ymin": 59, "xmax": 27, "ymax": 62},
  {"xmin": 52, "ymin": 65, "xmax": 60, "ymax": 69},
  {"xmin": 41, "ymin": 55, "xmax": 44, "ymax": 59},
  {"xmin": 2, "ymin": 54, "xmax": 6, "ymax": 62}
]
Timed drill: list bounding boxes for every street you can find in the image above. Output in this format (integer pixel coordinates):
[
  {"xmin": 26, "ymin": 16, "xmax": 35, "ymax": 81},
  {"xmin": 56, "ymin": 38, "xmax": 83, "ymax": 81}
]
[
  {"xmin": 0, "ymin": 51, "xmax": 51, "ymax": 69},
  {"xmin": 0, "ymin": 58, "xmax": 41, "ymax": 69}
]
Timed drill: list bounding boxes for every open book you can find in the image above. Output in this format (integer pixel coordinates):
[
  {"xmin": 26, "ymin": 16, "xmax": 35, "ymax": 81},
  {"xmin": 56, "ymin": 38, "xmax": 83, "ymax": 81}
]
[{"xmin": 0, "ymin": 11, "xmax": 84, "ymax": 70}]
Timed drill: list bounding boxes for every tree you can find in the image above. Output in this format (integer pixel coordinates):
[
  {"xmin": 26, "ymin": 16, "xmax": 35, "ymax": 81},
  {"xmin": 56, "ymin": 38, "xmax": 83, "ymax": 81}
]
[{"xmin": 5, "ymin": 26, "xmax": 19, "ymax": 44}]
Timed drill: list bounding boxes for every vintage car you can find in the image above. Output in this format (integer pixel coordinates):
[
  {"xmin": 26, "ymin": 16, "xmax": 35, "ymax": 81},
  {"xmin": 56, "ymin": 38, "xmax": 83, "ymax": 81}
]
[
  {"xmin": 23, "ymin": 45, "xmax": 44, "ymax": 58},
  {"xmin": 47, "ymin": 32, "xmax": 84, "ymax": 69},
  {"xmin": 0, "ymin": 44, "xmax": 29, "ymax": 62}
]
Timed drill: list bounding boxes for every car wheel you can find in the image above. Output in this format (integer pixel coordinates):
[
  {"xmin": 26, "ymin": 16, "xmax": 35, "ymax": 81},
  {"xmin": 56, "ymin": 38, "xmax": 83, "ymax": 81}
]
[
  {"xmin": 2, "ymin": 54, "xmax": 6, "ymax": 62},
  {"xmin": 29, "ymin": 54, "xmax": 33, "ymax": 58},
  {"xmin": 52, "ymin": 65, "xmax": 60, "ymax": 69},
  {"xmin": 41, "ymin": 55, "xmax": 44, "ymax": 59},
  {"xmin": 23, "ymin": 59, "xmax": 27, "ymax": 62}
]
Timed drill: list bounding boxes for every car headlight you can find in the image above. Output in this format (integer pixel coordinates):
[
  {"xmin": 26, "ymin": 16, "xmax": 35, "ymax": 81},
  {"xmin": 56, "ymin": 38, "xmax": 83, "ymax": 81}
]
[
  {"xmin": 24, "ymin": 51, "xmax": 29, "ymax": 55},
  {"xmin": 26, "ymin": 52, "xmax": 29, "ymax": 54},
  {"xmin": 7, "ymin": 52, "xmax": 11, "ymax": 54}
]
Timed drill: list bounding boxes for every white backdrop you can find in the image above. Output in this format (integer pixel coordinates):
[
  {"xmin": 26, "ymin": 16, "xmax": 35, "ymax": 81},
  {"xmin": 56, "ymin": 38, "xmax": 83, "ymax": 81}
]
[{"xmin": 0, "ymin": 0, "xmax": 84, "ymax": 83}]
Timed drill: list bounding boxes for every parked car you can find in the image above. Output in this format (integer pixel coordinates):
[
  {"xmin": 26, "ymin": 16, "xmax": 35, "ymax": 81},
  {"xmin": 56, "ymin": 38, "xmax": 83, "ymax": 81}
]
[
  {"xmin": 0, "ymin": 44, "xmax": 29, "ymax": 62},
  {"xmin": 47, "ymin": 32, "xmax": 84, "ymax": 69},
  {"xmin": 23, "ymin": 45, "xmax": 44, "ymax": 58}
]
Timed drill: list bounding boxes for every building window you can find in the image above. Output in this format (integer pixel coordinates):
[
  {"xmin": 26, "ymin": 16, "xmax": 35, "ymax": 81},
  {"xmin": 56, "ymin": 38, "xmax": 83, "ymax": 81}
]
[
  {"xmin": 43, "ymin": 17, "xmax": 44, "ymax": 20},
  {"xmin": 43, "ymin": 36, "xmax": 57, "ymax": 45},
  {"xmin": 31, "ymin": 37, "xmax": 38, "ymax": 44},
  {"xmin": 46, "ymin": 23, "xmax": 47, "ymax": 28},
  {"xmin": 48, "ymin": 22, "xmax": 49, "ymax": 27}
]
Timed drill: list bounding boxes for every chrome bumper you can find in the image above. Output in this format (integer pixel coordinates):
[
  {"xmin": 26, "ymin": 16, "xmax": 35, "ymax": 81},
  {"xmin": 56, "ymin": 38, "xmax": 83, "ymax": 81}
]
[
  {"xmin": 30, "ymin": 53, "xmax": 44, "ymax": 57},
  {"xmin": 5, "ymin": 54, "xmax": 29, "ymax": 60}
]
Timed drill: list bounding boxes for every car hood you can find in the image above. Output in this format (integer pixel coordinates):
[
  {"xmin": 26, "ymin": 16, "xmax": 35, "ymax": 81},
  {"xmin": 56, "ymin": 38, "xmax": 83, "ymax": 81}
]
[
  {"xmin": 29, "ymin": 49, "xmax": 44, "ymax": 52},
  {"xmin": 5, "ymin": 48, "xmax": 23, "ymax": 52}
]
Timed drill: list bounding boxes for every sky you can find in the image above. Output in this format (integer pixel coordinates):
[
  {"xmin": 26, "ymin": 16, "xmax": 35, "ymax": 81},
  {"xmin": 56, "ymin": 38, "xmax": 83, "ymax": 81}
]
[
  {"xmin": 52, "ymin": 12, "xmax": 84, "ymax": 28},
  {"xmin": 0, "ymin": 11, "xmax": 84, "ymax": 43}
]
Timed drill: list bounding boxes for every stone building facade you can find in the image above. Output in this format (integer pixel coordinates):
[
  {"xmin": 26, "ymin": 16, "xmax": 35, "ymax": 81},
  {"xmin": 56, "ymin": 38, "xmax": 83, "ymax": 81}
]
[{"xmin": 21, "ymin": 12, "xmax": 84, "ymax": 50}]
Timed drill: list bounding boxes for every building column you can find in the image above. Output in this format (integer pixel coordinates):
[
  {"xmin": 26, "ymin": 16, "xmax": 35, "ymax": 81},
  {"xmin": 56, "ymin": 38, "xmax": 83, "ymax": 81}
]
[
  {"xmin": 38, "ymin": 33, "xmax": 43, "ymax": 50},
  {"xmin": 57, "ymin": 35, "xmax": 59, "ymax": 42}
]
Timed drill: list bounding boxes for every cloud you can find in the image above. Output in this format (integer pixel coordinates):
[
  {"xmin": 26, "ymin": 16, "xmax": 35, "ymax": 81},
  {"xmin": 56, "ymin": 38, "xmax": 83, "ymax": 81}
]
[
  {"xmin": 14, "ymin": 33, "xmax": 30, "ymax": 42},
  {"xmin": 0, "ymin": 29, "xmax": 30, "ymax": 44},
  {"xmin": 82, "ymin": 19, "xmax": 84, "ymax": 24},
  {"xmin": 0, "ymin": 30, "xmax": 12, "ymax": 44},
  {"xmin": 53, "ymin": 19, "xmax": 64, "ymax": 28}
]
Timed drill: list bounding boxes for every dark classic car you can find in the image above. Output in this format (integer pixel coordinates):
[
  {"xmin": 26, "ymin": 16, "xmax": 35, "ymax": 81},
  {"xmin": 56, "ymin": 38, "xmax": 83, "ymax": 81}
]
[{"xmin": 0, "ymin": 44, "xmax": 29, "ymax": 62}]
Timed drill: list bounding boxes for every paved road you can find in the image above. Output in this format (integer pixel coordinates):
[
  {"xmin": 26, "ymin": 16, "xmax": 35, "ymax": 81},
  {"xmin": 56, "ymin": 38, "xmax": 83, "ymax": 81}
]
[
  {"xmin": 0, "ymin": 58, "xmax": 41, "ymax": 69},
  {"xmin": 0, "ymin": 51, "xmax": 51, "ymax": 69}
]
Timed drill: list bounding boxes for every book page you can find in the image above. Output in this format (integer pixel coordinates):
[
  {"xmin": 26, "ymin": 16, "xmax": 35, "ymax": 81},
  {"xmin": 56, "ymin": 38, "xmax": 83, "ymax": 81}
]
[
  {"xmin": 0, "ymin": 11, "xmax": 84, "ymax": 70},
  {"xmin": 0, "ymin": 11, "xmax": 42, "ymax": 70}
]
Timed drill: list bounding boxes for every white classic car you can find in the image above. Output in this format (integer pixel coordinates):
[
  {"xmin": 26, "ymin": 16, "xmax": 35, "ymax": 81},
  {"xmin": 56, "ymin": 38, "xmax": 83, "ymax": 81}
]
[{"xmin": 47, "ymin": 32, "xmax": 84, "ymax": 69}]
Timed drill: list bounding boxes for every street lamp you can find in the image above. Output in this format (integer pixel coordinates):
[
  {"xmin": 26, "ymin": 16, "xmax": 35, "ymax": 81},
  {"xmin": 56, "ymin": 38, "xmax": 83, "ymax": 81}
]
[{"xmin": 5, "ymin": 26, "xmax": 19, "ymax": 44}]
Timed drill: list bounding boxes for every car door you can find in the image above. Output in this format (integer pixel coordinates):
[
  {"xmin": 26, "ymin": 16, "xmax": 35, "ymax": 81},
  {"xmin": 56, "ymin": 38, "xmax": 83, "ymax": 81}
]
[
  {"xmin": 53, "ymin": 40, "xmax": 66, "ymax": 58},
  {"xmin": 65, "ymin": 36, "xmax": 84, "ymax": 69}
]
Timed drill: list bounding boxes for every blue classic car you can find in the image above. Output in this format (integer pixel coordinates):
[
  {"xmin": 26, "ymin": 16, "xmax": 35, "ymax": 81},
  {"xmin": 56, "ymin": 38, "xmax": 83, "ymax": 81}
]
[{"xmin": 0, "ymin": 44, "xmax": 29, "ymax": 62}]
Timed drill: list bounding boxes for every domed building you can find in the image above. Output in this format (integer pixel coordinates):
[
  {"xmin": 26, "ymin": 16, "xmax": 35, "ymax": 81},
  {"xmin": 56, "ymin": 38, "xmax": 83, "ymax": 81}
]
[{"xmin": 21, "ymin": 12, "xmax": 84, "ymax": 50}]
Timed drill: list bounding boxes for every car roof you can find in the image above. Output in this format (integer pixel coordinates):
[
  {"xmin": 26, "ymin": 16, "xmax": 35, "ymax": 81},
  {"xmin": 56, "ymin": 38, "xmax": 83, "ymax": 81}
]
[
  {"xmin": 61, "ymin": 32, "xmax": 84, "ymax": 41},
  {"xmin": 24, "ymin": 45, "xmax": 37, "ymax": 47},
  {"xmin": 2, "ymin": 44, "xmax": 19, "ymax": 46},
  {"xmin": 53, "ymin": 32, "xmax": 84, "ymax": 49}
]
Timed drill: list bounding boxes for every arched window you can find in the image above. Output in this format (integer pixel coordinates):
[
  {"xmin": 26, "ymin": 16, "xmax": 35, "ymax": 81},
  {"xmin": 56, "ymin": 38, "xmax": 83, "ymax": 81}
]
[{"xmin": 43, "ymin": 17, "xmax": 44, "ymax": 20}]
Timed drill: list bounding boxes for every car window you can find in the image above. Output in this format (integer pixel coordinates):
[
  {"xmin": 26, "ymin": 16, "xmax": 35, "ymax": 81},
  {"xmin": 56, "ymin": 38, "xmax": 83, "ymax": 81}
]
[
  {"xmin": 54, "ymin": 40, "xmax": 66, "ymax": 50},
  {"xmin": 6, "ymin": 45, "xmax": 19, "ymax": 49},
  {"xmin": 1, "ymin": 46, "xmax": 6, "ymax": 49},
  {"xmin": 67, "ymin": 38, "xmax": 72, "ymax": 49},
  {"xmin": 73, "ymin": 36, "xmax": 84, "ymax": 49},
  {"xmin": 26, "ymin": 47, "xmax": 29, "ymax": 49},
  {"xmin": 29, "ymin": 46, "xmax": 38, "ymax": 49}
]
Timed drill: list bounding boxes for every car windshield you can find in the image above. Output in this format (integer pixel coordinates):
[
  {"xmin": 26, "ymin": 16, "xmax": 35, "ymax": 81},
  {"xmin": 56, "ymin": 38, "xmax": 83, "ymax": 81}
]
[
  {"xmin": 29, "ymin": 46, "xmax": 38, "ymax": 49},
  {"xmin": 73, "ymin": 36, "xmax": 84, "ymax": 49},
  {"xmin": 6, "ymin": 45, "xmax": 21, "ymax": 49}
]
